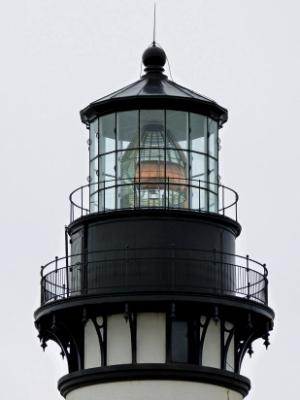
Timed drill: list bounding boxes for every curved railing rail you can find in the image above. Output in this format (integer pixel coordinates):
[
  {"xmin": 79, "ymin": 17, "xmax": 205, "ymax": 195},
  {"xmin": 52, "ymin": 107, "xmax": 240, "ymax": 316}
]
[
  {"xmin": 69, "ymin": 179, "xmax": 239, "ymax": 223},
  {"xmin": 40, "ymin": 249, "xmax": 268, "ymax": 306}
]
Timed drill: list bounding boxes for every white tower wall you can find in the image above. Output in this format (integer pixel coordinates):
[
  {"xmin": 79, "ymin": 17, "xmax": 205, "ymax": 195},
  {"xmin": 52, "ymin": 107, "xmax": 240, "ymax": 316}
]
[
  {"xmin": 83, "ymin": 314, "xmax": 235, "ymax": 368},
  {"xmin": 107, "ymin": 314, "xmax": 132, "ymax": 365},
  {"xmin": 84, "ymin": 319, "xmax": 101, "ymax": 368},
  {"xmin": 202, "ymin": 320, "xmax": 221, "ymax": 368},
  {"xmin": 66, "ymin": 380, "xmax": 243, "ymax": 400},
  {"xmin": 136, "ymin": 312, "xmax": 166, "ymax": 363}
]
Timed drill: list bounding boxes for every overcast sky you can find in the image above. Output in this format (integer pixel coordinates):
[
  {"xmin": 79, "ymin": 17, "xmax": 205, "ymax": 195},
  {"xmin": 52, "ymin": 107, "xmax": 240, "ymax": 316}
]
[{"xmin": 0, "ymin": 1, "xmax": 299, "ymax": 399}]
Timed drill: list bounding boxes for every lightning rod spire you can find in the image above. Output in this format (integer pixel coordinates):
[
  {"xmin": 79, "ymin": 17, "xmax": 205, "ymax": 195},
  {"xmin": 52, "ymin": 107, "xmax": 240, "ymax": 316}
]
[{"xmin": 153, "ymin": 2, "xmax": 157, "ymax": 45}]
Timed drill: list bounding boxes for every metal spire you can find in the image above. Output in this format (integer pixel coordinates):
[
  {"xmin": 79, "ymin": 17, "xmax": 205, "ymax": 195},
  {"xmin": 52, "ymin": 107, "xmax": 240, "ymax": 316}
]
[{"xmin": 153, "ymin": 2, "xmax": 157, "ymax": 45}]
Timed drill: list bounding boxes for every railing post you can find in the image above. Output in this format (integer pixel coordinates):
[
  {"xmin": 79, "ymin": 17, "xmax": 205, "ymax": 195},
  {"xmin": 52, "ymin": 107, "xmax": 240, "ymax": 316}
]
[
  {"xmin": 206, "ymin": 182, "xmax": 209, "ymax": 212},
  {"xmin": 263, "ymin": 263, "xmax": 268, "ymax": 305},
  {"xmin": 89, "ymin": 183, "xmax": 91, "ymax": 214},
  {"xmin": 103, "ymin": 180, "xmax": 106, "ymax": 212},
  {"xmin": 40, "ymin": 266, "xmax": 44, "ymax": 304},
  {"xmin": 65, "ymin": 227, "xmax": 69, "ymax": 298},
  {"xmin": 199, "ymin": 180, "xmax": 201, "ymax": 212},
  {"xmin": 164, "ymin": 177, "xmax": 167, "ymax": 209},
  {"xmin": 246, "ymin": 255, "xmax": 250, "ymax": 299},
  {"xmin": 133, "ymin": 178, "xmax": 136, "ymax": 209},
  {"xmin": 82, "ymin": 250, "xmax": 88, "ymax": 296},
  {"xmin": 138, "ymin": 178, "xmax": 141, "ymax": 208},
  {"xmin": 222, "ymin": 186, "xmax": 225, "ymax": 216},
  {"xmin": 80, "ymin": 187, "xmax": 83, "ymax": 217},
  {"xmin": 55, "ymin": 256, "xmax": 58, "ymax": 301},
  {"xmin": 167, "ymin": 177, "xmax": 170, "ymax": 208}
]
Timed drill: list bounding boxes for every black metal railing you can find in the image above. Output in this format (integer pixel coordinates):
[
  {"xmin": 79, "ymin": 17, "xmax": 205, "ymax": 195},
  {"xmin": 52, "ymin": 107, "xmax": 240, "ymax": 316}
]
[
  {"xmin": 69, "ymin": 179, "xmax": 239, "ymax": 223},
  {"xmin": 40, "ymin": 249, "xmax": 268, "ymax": 306}
]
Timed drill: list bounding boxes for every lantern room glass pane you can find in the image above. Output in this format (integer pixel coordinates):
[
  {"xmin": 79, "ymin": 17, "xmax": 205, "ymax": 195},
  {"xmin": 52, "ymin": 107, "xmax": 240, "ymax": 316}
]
[
  {"xmin": 166, "ymin": 110, "xmax": 188, "ymax": 149},
  {"xmin": 89, "ymin": 119, "xmax": 99, "ymax": 161},
  {"xmin": 90, "ymin": 186, "xmax": 99, "ymax": 213},
  {"xmin": 208, "ymin": 157, "xmax": 218, "ymax": 186},
  {"xmin": 139, "ymin": 110, "xmax": 166, "ymax": 206},
  {"xmin": 190, "ymin": 113, "xmax": 207, "ymax": 153},
  {"xmin": 99, "ymin": 114, "xmax": 115, "ymax": 155},
  {"xmin": 208, "ymin": 157, "xmax": 218, "ymax": 212},
  {"xmin": 190, "ymin": 152, "xmax": 207, "ymax": 210},
  {"xmin": 116, "ymin": 111, "xmax": 139, "ymax": 208},
  {"xmin": 100, "ymin": 153, "xmax": 115, "ymax": 182},
  {"xmin": 89, "ymin": 158, "xmax": 99, "ymax": 185},
  {"xmin": 117, "ymin": 110, "xmax": 139, "ymax": 151},
  {"xmin": 208, "ymin": 118, "xmax": 218, "ymax": 158}
]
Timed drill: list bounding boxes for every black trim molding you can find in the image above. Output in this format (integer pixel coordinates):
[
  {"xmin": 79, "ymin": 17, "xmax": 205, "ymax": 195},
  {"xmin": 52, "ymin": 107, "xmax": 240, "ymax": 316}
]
[{"xmin": 58, "ymin": 364, "xmax": 250, "ymax": 398}]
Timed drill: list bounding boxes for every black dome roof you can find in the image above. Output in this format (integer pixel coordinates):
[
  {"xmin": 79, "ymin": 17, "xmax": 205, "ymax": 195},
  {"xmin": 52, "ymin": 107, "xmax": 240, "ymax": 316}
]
[{"xmin": 80, "ymin": 44, "xmax": 228, "ymax": 126}]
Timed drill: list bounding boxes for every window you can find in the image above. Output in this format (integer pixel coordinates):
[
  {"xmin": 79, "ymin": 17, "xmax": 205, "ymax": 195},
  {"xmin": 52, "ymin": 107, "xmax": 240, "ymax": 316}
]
[{"xmin": 169, "ymin": 317, "xmax": 198, "ymax": 364}]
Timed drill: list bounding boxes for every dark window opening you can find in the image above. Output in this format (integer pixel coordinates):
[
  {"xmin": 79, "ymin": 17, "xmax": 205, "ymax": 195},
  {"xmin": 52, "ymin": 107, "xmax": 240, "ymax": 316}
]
[{"xmin": 169, "ymin": 318, "xmax": 199, "ymax": 364}]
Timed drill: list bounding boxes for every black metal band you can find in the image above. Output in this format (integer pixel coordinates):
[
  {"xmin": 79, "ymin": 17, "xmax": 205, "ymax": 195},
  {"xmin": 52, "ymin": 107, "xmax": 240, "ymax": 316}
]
[{"xmin": 58, "ymin": 364, "xmax": 250, "ymax": 398}]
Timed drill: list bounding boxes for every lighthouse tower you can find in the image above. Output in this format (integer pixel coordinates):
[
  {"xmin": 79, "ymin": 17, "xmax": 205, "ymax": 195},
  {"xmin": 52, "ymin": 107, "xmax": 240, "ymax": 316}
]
[{"xmin": 34, "ymin": 44, "xmax": 274, "ymax": 400}]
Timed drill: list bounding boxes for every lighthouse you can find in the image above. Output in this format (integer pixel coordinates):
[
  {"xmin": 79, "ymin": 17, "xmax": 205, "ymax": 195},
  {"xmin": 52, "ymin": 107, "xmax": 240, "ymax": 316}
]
[{"xmin": 34, "ymin": 43, "xmax": 274, "ymax": 400}]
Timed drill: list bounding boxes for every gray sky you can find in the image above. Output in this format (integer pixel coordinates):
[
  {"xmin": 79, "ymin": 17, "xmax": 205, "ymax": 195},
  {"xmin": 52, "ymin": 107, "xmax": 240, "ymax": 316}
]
[{"xmin": 0, "ymin": 0, "xmax": 299, "ymax": 399}]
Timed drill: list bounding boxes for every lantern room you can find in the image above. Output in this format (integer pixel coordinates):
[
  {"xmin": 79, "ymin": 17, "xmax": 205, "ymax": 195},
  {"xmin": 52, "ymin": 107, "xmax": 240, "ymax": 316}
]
[
  {"xmin": 80, "ymin": 44, "xmax": 228, "ymax": 216},
  {"xmin": 88, "ymin": 109, "xmax": 219, "ymax": 212}
]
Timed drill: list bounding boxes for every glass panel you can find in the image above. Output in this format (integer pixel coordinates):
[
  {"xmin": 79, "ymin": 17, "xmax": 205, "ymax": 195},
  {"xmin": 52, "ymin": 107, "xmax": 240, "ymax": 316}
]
[
  {"xmin": 166, "ymin": 110, "xmax": 188, "ymax": 149},
  {"xmin": 100, "ymin": 153, "xmax": 115, "ymax": 182},
  {"xmin": 89, "ymin": 118, "xmax": 99, "ymax": 161},
  {"xmin": 89, "ymin": 158, "xmax": 99, "ymax": 212},
  {"xmin": 208, "ymin": 157, "xmax": 218, "ymax": 212},
  {"xmin": 99, "ymin": 114, "xmax": 115, "ymax": 155},
  {"xmin": 190, "ymin": 113, "xmax": 207, "ymax": 154},
  {"xmin": 89, "ymin": 158, "xmax": 99, "ymax": 185},
  {"xmin": 89, "ymin": 190, "xmax": 99, "ymax": 213},
  {"xmin": 208, "ymin": 157, "xmax": 217, "ymax": 186},
  {"xmin": 190, "ymin": 152, "xmax": 206, "ymax": 210},
  {"xmin": 139, "ymin": 110, "xmax": 165, "ymax": 206},
  {"xmin": 138, "ymin": 181, "xmax": 165, "ymax": 208},
  {"xmin": 117, "ymin": 110, "xmax": 139, "ymax": 151},
  {"xmin": 117, "ymin": 149, "xmax": 137, "ymax": 209},
  {"xmin": 140, "ymin": 110, "xmax": 165, "ymax": 135},
  {"xmin": 166, "ymin": 149, "xmax": 188, "ymax": 209},
  {"xmin": 208, "ymin": 118, "xmax": 218, "ymax": 158},
  {"xmin": 116, "ymin": 111, "xmax": 139, "ymax": 207},
  {"xmin": 104, "ymin": 182, "xmax": 116, "ymax": 211},
  {"xmin": 190, "ymin": 151, "xmax": 206, "ymax": 181},
  {"xmin": 209, "ymin": 191, "xmax": 218, "ymax": 213}
]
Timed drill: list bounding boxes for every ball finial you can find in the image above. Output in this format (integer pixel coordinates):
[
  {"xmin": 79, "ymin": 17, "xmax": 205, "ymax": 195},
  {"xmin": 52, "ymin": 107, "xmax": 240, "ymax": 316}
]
[{"xmin": 142, "ymin": 43, "xmax": 166, "ymax": 73}]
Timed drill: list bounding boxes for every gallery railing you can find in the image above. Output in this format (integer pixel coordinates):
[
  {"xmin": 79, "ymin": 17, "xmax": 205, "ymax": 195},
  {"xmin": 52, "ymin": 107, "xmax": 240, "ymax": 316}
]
[
  {"xmin": 40, "ymin": 249, "xmax": 268, "ymax": 306},
  {"xmin": 69, "ymin": 178, "xmax": 239, "ymax": 223}
]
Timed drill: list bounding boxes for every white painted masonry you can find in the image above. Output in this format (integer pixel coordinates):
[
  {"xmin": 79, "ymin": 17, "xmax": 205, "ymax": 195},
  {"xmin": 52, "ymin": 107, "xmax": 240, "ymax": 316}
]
[
  {"xmin": 202, "ymin": 320, "xmax": 221, "ymax": 368},
  {"xmin": 66, "ymin": 380, "xmax": 243, "ymax": 400},
  {"xmin": 137, "ymin": 313, "xmax": 166, "ymax": 363},
  {"xmin": 107, "ymin": 314, "xmax": 132, "ymax": 365}
]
